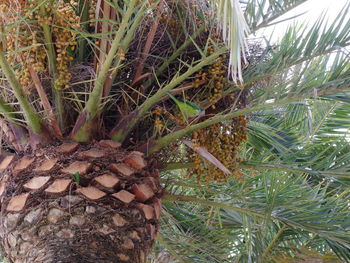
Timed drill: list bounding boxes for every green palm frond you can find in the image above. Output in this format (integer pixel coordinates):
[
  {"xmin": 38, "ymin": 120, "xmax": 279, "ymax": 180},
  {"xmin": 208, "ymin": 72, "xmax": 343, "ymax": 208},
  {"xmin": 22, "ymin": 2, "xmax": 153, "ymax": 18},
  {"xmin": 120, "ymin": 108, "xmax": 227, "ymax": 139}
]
[
  {"xmin": 160, "ymin": 169, "xmax": 350, "ymax": 262},
  {"xmin": 157, "ymin": 202, "xmax": 235, "ymax": 262},
  {"xmin": 244, "ymin": 5, "xmax": 350, "ymax": 86},
  {"xmin": 246, "ymin": 117, "xmax": 299, "ymax": 159},
  {"xmin": 244, "ymin": 0, "xmax": 308, "ymax": 32},
  {"xmin": 313, "ymin": 102, "xmax": 350, "ymax": 141}
]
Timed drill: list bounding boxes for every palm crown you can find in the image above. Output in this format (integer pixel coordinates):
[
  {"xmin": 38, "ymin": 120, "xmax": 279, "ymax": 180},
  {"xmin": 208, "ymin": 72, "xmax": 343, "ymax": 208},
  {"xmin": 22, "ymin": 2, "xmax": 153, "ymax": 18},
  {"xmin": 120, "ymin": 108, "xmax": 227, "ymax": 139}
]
[{"xmin": 0, "ymin": 0, "xmax": 349, "ymax": 262}]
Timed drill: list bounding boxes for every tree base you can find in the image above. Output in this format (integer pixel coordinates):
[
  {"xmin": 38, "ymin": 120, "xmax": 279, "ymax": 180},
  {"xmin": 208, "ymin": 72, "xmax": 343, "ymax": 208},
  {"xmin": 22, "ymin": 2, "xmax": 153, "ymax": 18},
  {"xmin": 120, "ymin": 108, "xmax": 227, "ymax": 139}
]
[{"xmin": 0, "ymin": 141, "xmax": 162, "ymax": 263}]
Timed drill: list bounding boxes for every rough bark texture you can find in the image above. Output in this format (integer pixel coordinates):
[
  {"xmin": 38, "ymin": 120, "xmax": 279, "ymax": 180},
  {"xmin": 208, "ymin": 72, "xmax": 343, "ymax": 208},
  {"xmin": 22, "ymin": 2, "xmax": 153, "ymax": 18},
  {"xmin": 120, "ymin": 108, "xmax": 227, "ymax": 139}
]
[{"xmin": 0, "ymin": 141, "xmax": 163, "ymax": 263}]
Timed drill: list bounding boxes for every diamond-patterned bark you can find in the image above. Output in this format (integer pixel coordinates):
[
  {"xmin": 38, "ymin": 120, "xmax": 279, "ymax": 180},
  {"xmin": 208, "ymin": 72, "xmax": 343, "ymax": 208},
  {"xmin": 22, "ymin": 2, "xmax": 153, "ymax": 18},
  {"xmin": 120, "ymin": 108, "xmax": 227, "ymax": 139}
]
[
  {"xmin": 0, "ymin": 155, "xmax": 15, "ymax": 170},
  {"xmin": 13, "ymin": 157, "xmax": 35, "ymax": 173},
  {"xmin": 0, "ymin": 182, "xmax": 5, "ymax": 196},
  {"xmin": 94, "ymin": 173, "xmax": 120, "ymax": 188},
  {"xmin": 137, "ymin": 204, "xmax": 155, "ymax": 220},
  {"xmin": 131, "ymin": 184, "xmax": 154, "ymax": 202},
  {"xmin": 123, "ymin": 151, "xmax": 147, "ymax": 169},
  {"xmin": 109, "ymin": 163, "xmax": 135, "ymax": 176},
  {"xmin": 34, "ymin": 158, "xmax": 58, "ymax": 172},
  {"xmin": 153, "ymin": 198, "xmax": 162, "ymax": 220},
  {"xmin": 7, "ymin": 193, "xmax": 30, "ymax": 212},
  {"xmin": 61, "ymin": 161, "xmax": 92, "ymax": 175},
  {"xmin": 24, "ymin": 176, "xmax": 51, "ymax": 190},
  {"xmin": 45, "ymin": 179, "xmax": 72, "ymax": 193},
  {"xmin": 99, "ymin": 139, "xmax": 121, "ymax": 149},
  {"xmin": 76, "ymin": 187, "xmax": 107, "ymax": 200},
  {"xmin": 112, "ymin": 190, "xmax": 135, "ymax": 204},
  {"xmin": 56, "ymin": 142, "xmax": 79, "ymax": 153},
  {"xmin": 78, "ymin": 148, "xmax": 105, "ymax": 158},
  {"xmin": 0, "ymin": 142, "xmax": 162, "ymax": 263}
]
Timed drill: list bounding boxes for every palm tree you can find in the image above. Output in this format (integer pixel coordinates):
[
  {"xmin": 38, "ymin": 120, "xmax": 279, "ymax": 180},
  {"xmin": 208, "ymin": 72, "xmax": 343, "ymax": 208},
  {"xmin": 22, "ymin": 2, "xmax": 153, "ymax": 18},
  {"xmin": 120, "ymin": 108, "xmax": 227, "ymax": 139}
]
[{"xmin": 0, "ymin": 0, "xmax": 349, "ymax": 262}]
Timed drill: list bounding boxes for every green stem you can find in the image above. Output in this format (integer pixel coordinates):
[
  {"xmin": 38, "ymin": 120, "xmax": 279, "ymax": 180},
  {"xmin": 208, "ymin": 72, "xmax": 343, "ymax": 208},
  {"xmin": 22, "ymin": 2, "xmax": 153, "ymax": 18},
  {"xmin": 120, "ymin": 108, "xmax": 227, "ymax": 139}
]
[
  {"xmin": 71, "ymin": 0, "xmax": 139, "ymax": 141},
  {"xmin": 239, "ymin": 163, "xmax": 350, "ymax": 179},
  {"xmin": 261, "ymin": 225, "xmax": 287, "ymax": 260},
  {"xmin": 77, "ymin": 0, "xmax": 90, "ymax": 62},
  {"xmin": 86, "ymin": 0, "xmax": 138, "ymax": 117},
  {"xmin": 0, "ymin": 45, "xmax": 43, "ymax": 135},
  {"xmin": 150, "ymin": 98, "xmax": 297, "ymax": 153},
  {"xmin": 162, "ymin": 162, "xmax": 195, "ymax": 171},
  {"xmin": 39, "ymin": 5, "xmax": 57, "ymax": 74},
  {"xmin": 110, "ymin": 47, "xmax": 227, "ymax": 142},
  {"xmin": 160, "ymin": 179, "xmax": 204, "ymax": 189},
  {"xmin": 38, "ymin": 2, "xmax": 64, "ymax": 129},
  {"xmin": 161, "ymin": 161, "xmax": 350, "ymax": 179},
  {"xmin": 163, "ymin": 194, "xmax": 267, "ymax": 219},
  {"xmin": 102, "ymin": 2, "xmax": 148, "ymax": 97},
  {"xmin": 149, "ymin": 85, "xmax": 350, "ymax": 153}
]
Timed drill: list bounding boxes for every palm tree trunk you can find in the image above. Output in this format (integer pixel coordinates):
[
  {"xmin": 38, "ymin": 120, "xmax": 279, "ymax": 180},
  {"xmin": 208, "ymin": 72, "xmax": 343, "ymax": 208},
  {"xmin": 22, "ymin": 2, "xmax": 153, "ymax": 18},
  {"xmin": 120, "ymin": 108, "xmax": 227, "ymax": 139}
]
[{"xmin": 0, "ymin": 141, "xmax": 162, "ymax": 263}]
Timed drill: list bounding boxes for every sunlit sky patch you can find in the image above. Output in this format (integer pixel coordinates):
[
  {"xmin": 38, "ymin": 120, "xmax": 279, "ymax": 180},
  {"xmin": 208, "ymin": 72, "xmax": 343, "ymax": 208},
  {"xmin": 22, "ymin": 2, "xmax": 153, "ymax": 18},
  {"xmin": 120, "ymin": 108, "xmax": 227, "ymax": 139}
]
[{"xmin": 256, "ymin": 0, "xmax": 350, "ymax": 42}]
